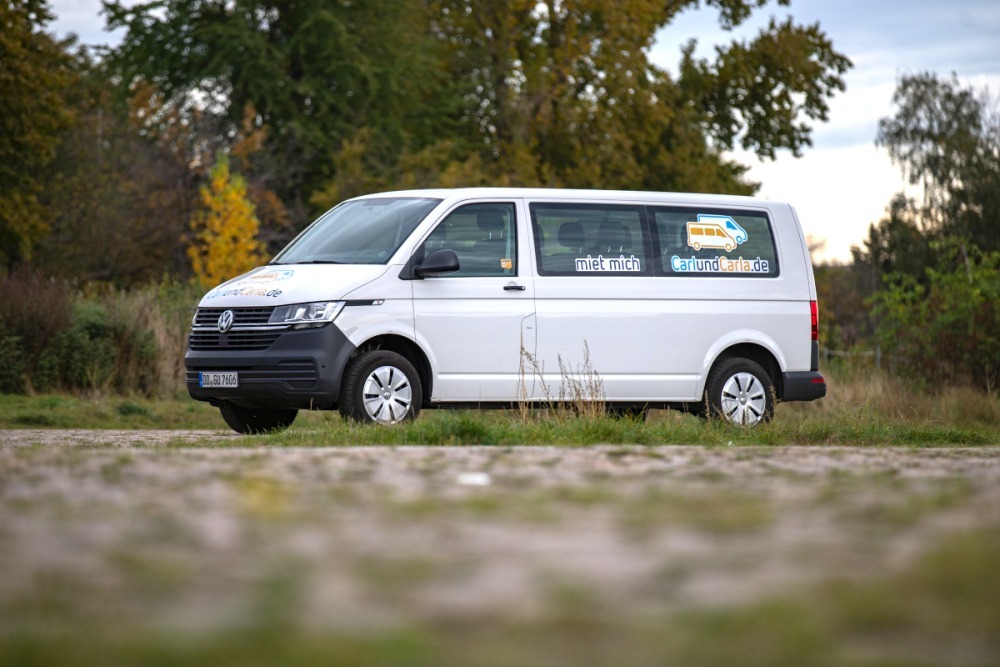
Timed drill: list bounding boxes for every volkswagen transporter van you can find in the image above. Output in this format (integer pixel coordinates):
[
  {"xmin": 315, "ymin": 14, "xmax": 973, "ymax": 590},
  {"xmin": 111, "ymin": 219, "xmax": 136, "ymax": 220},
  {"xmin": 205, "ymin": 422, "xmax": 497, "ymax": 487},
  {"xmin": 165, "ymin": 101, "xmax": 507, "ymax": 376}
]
[{"xmin": 185, "ymin": 188, "xmax": 826, "ymax": 432}]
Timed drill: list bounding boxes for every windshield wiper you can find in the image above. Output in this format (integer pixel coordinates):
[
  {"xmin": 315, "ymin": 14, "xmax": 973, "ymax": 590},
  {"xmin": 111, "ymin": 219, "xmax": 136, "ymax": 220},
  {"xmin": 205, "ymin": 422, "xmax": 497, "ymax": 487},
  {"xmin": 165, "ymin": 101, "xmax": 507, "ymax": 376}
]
[{"xmin": 272, "ymin": 259, "xmax": 345, "ymax": 265}]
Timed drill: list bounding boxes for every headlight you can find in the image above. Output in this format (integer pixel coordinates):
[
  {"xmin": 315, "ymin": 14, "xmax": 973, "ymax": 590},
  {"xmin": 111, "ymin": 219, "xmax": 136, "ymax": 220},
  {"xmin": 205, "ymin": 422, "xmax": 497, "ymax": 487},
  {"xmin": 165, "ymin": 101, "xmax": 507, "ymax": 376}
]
[{"xmin": 268, "ymin": 301, "xmax": 345, "ymax": 328}]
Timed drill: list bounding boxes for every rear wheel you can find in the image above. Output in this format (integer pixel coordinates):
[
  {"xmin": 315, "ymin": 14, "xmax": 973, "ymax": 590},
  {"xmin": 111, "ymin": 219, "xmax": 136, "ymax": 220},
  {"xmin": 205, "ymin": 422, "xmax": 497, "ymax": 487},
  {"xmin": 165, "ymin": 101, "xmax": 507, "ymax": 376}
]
[
  {"xmin": 219, "ymin": 404, "xmax": 298, "ymax": 434},
  {"xmin": 704, "ymin": 357, "xmax": 774, "ymax": 426},
  {"xmin": 340, "ymin": 350, "xmax": 422, "ymax": 424}
]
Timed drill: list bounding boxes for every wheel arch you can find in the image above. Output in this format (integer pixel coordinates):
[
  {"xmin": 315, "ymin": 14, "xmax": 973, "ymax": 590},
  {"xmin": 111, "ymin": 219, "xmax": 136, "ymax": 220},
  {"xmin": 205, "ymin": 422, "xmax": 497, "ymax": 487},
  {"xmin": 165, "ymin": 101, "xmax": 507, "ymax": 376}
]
[
  {"xmin": 702, "ymin": 341, "xmax": 783, "ymax": 401},
  {"xmin": 350, "ymin": 334, "xmax": 433, "ymax": 406}
]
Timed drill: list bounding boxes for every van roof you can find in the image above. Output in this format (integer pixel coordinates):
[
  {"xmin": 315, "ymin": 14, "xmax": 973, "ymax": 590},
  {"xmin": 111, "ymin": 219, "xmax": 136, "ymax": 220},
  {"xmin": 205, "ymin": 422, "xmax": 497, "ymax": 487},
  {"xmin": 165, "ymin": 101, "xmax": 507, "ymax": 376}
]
[{"xmin": 352, "ymin": 187, "xmax": 789, "ymax": 209}]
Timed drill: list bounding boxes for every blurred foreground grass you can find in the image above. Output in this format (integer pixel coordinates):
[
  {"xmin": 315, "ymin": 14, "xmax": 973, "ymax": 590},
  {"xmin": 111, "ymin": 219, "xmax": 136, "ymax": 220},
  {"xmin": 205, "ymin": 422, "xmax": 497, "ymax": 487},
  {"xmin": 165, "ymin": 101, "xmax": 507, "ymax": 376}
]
[
  {"xmin": 4, "ymin": 523, "xmax": 1000, "ymax": 667},
  {"xmin": 1, "ymin": 443, "xmax": 998, "ymax": 666}
]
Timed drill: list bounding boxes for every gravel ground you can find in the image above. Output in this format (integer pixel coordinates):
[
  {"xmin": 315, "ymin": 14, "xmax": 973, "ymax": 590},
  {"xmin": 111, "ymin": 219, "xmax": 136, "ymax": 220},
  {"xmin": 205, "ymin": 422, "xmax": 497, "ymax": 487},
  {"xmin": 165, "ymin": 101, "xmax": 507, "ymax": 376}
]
[{"xmin": 2, "ymin": 431, "xmax": 999, "ymax": 647}]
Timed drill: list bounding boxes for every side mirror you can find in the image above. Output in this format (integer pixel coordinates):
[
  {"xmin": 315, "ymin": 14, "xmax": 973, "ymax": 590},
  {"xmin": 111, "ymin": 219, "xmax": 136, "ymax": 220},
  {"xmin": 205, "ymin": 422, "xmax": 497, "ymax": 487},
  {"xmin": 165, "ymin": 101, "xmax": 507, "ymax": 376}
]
[{"xmin": 415, "ymin": 248, "xmax": 460, "ymax": 277}]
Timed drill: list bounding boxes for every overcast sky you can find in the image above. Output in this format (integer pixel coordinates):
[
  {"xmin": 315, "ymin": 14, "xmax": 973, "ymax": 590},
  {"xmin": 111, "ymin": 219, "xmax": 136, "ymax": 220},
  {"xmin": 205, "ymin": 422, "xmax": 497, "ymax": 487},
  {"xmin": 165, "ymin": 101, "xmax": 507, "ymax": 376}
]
[{"xmin": 47, "ymin": 0, "xmax": 1000, "ymax": 262}]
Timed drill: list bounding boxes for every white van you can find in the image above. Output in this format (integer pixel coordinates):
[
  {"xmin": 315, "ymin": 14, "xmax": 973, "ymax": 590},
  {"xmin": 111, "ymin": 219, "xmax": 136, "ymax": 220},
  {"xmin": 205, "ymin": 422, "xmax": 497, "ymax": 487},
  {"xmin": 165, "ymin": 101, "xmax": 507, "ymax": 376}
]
[{"xmin": 186, "ymin": 188, "xmax": 826, "ymax": 432}]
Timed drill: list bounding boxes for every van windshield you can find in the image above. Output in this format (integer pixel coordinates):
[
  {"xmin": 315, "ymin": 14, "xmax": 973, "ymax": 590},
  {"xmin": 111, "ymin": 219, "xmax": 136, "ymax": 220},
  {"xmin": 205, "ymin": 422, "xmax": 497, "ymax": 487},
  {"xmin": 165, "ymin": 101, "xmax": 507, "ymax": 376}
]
[{"xmin": 271, "ymin": 197, "xmax": 441, "ymax": 265}]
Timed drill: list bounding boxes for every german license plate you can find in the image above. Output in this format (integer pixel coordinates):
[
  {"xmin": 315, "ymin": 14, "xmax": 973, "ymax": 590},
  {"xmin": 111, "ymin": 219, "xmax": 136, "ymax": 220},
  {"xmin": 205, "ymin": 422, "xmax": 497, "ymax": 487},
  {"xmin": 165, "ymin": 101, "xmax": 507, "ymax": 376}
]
[{"xmin": 199, "ymin": 371, "xmax": 239, "ymax": 388}]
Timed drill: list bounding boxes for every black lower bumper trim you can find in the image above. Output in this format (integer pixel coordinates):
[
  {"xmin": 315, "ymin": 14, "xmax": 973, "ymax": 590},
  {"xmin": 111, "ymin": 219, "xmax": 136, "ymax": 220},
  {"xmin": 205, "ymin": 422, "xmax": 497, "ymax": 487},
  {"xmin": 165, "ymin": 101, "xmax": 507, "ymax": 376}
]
[
  {"xmin": 185, "ymin": 324, "xmax": 356, "ymax": 410},
  {"xmin": 781, "ymin": 371, "xmax": 827, "ymax": 402}
]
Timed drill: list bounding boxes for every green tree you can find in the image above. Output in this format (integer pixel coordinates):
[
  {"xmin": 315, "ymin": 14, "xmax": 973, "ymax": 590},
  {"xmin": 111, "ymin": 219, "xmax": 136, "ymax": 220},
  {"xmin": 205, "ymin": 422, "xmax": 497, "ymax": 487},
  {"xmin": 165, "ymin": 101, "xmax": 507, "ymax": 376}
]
[
  {"xmin": 875, "ymin": 72, "xmax": 1000, "ymax": 259},
  {"xmin": 844, "ymin": 73, "xmax": 1000, "ymax": 391},
  {"xmin": 106, "ymin": 0, "xmax": 850, "ymax": 218},
  {"xmin": 188, "ymin": 154, "xmax": 267, "ymax": 288},
  {"xmin": 0, "ymin": 0, "xmax": 74, "ymax": 265},
  {"xmin": 105, "ymin": 0, "xmax": 448, "ymax": 227},
  {"xmin": 851, "ymin": 194, "xmax": 937, "ymax": 292},
  {"xmin": 34, "ymin": 52, "xmax": 197, "ymax": 285},
  {"xmin": 813, "ymin": 260, "xmax": 874, "ymax": 351},
  {"xmin": 424, "ymin": 0, "xmax": 850, "ymax": 192},
  {"xmin": 680, "ymin": 14, "xmax": 850, "ymax": 160}
]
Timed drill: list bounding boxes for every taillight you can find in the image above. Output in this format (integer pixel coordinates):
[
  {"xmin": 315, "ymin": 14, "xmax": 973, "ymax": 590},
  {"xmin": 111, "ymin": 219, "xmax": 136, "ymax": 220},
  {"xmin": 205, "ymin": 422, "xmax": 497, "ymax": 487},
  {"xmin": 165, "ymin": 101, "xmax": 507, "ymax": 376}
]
[{"xmin": 810, "ymin": 300, "xmax": 819, "ymax": 341}]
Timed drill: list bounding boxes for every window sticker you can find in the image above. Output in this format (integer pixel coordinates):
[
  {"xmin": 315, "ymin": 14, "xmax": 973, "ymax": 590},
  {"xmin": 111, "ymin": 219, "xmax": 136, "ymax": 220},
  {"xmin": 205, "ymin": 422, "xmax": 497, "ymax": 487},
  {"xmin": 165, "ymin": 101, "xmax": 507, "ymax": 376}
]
[
  {"xmin": 670, "ymin": 255, "xmax": 770, "ymax": 273},
  {"xmin": 500, "ymin": 258, "xmax": 513, "ymax": 270},
  {"xmin": 574, "ymin": 254, "xmax": 642, "ymax": 272},
  {"xmin": 686, "ymin": 215, "xmax": 746, "ymax": 252},
  {"xmin": 670, "ymin": 214, "xmax": 769, "ymax": 274},
  {"xmin": 241, "ymin": 269, "xmax": 295, "ymax": 284}
]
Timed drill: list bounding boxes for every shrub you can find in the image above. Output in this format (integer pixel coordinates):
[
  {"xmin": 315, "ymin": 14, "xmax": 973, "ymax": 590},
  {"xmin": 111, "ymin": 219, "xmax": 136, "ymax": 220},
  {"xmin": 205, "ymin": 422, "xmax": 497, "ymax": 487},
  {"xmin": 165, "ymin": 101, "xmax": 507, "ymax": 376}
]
[
  {"xmin": 0, "ymin": 269, "xmax": 72, "ymax": 380},
  {"xmin": 37, "ymin": 300, "xmax": 118, "ymax": 392},
  {"xmin": 0, "ymin": 268, "xmax": 199, "ymax": 397},
  {"xmin": 36, "ymin": 295, "xmax": 167, "ymax": 395},
  {"xmin": 0, "ymin": 329, "xmax": 25, "ymax": 393},
  {"xmin": 871, "ymin": 247, "xmax": 1000, "ymax": 393}
]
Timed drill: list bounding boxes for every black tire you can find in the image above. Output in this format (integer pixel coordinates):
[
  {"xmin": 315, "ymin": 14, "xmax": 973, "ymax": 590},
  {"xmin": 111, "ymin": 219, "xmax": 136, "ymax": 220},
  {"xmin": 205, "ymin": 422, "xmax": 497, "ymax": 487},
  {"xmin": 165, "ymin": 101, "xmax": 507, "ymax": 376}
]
[
  {"xmin": 703, "ymin": 357, "xmax": 774, "ymax": 426},
  {"xmin": 340, "ymin": 350, "xmax": 422, "ymax": 424},
  {"xmin": 219, "ymin": 403, "xmax": 298, "ymax": 434}
]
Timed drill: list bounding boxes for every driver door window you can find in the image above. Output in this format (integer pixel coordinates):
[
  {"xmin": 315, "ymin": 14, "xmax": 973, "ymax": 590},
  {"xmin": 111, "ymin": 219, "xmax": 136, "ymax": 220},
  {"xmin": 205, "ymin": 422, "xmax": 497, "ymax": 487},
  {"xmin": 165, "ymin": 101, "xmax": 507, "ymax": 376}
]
[{"xmin": 422, "ymin": 203, "xmax": 517, "ymax": 277}]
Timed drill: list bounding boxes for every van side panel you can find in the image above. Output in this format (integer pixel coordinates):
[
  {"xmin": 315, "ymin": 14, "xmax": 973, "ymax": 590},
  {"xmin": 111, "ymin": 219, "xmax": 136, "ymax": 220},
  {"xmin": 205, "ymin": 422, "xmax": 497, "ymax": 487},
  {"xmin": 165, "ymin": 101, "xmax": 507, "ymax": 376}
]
[
  {"xmin": 529, "ymin": 201, "xmax": 815, "ymax": 403},
  {"xmin": 334, "ymin": 271, "xmax": 415, "ymax": 347},
  {"xmin": 532, "ymin": 280, "xmax": 809, "ymax": 402}
]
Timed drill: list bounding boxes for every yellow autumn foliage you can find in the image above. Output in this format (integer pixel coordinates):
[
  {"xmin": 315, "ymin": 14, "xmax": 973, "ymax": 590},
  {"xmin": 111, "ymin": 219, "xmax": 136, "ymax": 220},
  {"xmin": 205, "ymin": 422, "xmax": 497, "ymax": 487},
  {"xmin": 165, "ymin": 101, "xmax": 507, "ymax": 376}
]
[{"xmin": 187, "ymin": 155, "xmax": 267, "ymax": 287}]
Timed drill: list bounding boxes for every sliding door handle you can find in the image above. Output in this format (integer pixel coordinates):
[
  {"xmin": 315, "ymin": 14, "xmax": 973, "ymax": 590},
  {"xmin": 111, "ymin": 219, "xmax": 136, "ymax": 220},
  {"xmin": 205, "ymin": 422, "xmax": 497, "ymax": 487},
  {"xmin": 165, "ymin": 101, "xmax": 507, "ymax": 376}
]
[{"xmin": 503, "ymin": 283, "xmax": 526, "ymax": 291}]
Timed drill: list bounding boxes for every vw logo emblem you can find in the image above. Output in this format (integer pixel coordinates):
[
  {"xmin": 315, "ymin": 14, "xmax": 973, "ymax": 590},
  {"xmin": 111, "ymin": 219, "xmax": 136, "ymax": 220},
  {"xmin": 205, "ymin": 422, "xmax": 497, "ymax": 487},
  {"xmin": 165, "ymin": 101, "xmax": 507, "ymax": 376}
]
[{"xmin": 217, "ymin": 310, "xmax": 235, "ymax": 333}]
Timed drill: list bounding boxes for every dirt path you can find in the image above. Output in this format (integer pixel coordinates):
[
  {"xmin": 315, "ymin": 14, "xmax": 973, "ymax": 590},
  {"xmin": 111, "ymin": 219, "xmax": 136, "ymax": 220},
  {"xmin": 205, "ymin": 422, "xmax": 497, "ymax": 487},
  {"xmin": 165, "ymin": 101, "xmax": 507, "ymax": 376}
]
[{"xmin": 2, "ymin": 431, "xmax": 1000, "ymax": 661}]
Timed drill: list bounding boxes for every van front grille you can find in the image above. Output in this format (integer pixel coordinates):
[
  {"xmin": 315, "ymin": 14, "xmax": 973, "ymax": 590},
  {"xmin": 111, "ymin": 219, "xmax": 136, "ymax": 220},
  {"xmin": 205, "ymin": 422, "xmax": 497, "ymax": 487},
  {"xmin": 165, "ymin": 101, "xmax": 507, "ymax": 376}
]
[
  {"xmin": 189, "ymin": 307, "xmax": 285, "ymax": 351},
  {"xmin": 193, "ymin": 307, "xmax": 275, "ymax": 327},
  {"xmin": 188, "ymin": 330, "xmax": 282, "ymax": 351}
]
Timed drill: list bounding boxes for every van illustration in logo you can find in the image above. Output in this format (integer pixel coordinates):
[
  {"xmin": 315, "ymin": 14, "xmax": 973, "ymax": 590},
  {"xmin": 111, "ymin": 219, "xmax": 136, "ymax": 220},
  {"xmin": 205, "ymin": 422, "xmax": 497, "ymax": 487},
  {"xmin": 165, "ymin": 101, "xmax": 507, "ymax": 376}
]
[
  {"xmin": 241, "ymin": 269, "xmax": 295, "ymax": 284},
  {"xmin": 686, "ymin": 215, "xmax": 748, "ymax": 252}
]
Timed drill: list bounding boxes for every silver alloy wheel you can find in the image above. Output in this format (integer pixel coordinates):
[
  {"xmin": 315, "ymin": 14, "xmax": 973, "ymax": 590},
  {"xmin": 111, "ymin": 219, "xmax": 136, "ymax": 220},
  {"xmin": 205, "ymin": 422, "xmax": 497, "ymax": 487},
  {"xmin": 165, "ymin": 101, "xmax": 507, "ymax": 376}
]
[
  {"xmin": 361, "ymin": 365, "xmax": 413, "ymax": 424},
  {"xmin": 720, "ymin": 371, "xmax": 767, "ymax": 426}
]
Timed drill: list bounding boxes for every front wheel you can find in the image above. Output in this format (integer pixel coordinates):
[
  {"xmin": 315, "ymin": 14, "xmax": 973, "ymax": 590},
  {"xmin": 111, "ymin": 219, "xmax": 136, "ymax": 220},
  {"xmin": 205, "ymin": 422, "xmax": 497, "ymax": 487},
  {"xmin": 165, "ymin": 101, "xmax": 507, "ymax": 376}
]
[
  {"xmin": 340, "ymin": 350, "xmax": 423, "ymax": 424},
  {"xmin": 219, "ymin": 404, "xmax": 298, "ymax": 434},
  {"xmin": 704, "ymin": 357, "xmax": 774, "ymax": 427}
]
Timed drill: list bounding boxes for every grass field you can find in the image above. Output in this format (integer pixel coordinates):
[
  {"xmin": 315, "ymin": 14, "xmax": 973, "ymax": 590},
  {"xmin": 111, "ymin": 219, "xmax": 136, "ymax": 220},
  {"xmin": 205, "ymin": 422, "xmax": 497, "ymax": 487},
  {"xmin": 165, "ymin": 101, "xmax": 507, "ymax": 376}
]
[{"xmin": 1, "ymin": 368, "xmax": 998, "ymax": 445}]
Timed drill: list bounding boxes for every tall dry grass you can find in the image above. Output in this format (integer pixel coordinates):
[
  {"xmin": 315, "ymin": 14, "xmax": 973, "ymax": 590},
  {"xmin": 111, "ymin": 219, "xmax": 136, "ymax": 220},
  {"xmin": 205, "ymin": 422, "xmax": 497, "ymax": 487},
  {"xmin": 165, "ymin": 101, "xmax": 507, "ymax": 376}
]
[
  {"xmin": 783, "ymin": 365, "xmax": 1000, "ymax": 428},
  {"xmin": 517, "ymin": 342, "xmax": 607, "ymax": 421}
]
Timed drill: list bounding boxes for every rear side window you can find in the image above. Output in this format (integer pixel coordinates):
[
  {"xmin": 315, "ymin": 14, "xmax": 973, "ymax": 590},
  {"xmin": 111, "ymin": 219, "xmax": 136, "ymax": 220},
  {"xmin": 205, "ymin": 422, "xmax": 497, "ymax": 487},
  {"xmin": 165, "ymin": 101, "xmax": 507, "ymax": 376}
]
[
  {"xmin": 530, "ymin": 203, "xmax": 650, "ymax": 276},
  {"xmin": 652, "ymin": 208, "xmax": 779, "ymax": 277}
]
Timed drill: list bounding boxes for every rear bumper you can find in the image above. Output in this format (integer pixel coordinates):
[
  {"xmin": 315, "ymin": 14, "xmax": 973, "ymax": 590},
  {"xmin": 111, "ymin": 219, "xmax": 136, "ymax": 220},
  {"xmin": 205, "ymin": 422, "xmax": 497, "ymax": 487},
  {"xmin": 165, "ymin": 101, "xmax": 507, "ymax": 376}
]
[
  {"xmin": 781, "ymin": 371, "xmax": 827, "ymax": 402},
  {"xmin": 184, "ymin": 324, "xmax": 356, "ymax": 410}
]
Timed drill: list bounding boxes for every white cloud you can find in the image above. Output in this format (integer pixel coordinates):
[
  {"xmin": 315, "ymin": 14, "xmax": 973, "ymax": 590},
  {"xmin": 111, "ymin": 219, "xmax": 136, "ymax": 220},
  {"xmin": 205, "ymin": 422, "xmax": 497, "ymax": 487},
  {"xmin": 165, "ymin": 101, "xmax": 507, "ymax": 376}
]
[
  {"xmin": 47, "ymin": 0, "xmax": 124, "ymax": 46},
  {"xmin": 729, "ymin": 145, "xmax": 912, "ymax": 263}
]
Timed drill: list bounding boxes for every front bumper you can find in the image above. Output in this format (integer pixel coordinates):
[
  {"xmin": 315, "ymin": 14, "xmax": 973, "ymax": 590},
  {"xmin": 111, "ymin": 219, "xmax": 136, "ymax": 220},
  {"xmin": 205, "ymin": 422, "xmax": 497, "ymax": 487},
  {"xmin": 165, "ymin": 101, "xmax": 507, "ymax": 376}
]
[{"xmin": 185, "ymin": 324, "xmax": 356, "ymax": 410}]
